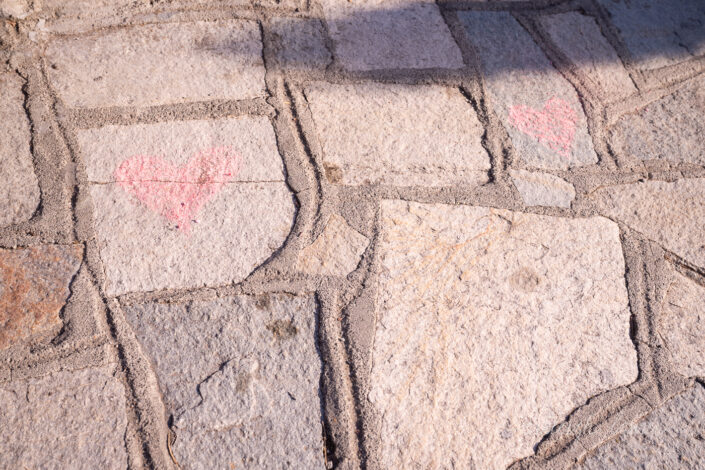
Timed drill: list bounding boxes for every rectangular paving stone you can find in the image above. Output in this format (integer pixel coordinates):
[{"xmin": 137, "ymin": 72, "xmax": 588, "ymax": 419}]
[
  {"xmin": 124, "ymin": 294, "xmax": 324, "ymax": 469},
  {"xmin": 368, "ymin": 200, "xmax": 636, "ymax": 470},
  {"xmin": 597, "ymin": 0, "xmax": 705, "ymax": 70},
  {"xmin": 609, "ymin": 75, "xmax": 705, "ymax": 166},
  {"xmin": 0, "ymin": 365, "xmax": 128, "ymax": 469},
  {"xmin": 304, "ymin": 82, "xmax": 490, "ymax": 187},
  {"xmin": 591, "ymin": 179, "xmax": 705, "ymax": 270},
  {"xmin": 0, "ymin": 245, "xmax": 83, "ymax": 350},
  {"xmin": 660, "ymin": 264, "xmax": 705, "ymax": 379},
  {"xmin": 79, "ymin": 117, "xmax": 295, "ymax": 295},
  {"xmin": 459, "ymin": 11, "xmax": 598, "ymax": 169},
  {"xmin": 269, "ymin": 17, "xmax": 332, "ymax": 69},
  {"xmin": 538, "ymin": 12, "xmax": 637, "ymax": 101},
  {"xmin": 0, "ymin": 72, "xmax": 39, "ymax": 227},
  {"xmin": 46, "ymin": 20, "xmax": 266, "ymax": 108},
  {"xmin": 579, "ymin": 385, "xmax": 705, "ymax": 469},
  {"xmin": 320, "ymin": 0, "xmax": 464, "ymax": 71},
  {"xmin": 509, "ymin": 169, "xmax": 575, "ymax": 208}
]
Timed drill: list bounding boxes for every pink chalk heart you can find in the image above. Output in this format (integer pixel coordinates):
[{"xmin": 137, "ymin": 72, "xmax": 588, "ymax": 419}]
[
  {"xmin": 114, "ymin": 146, "xmax": 242, "ymax": 233},
  {"xmin": 508, "ymin": 97, "xmax": 577, "ymax": 157}
]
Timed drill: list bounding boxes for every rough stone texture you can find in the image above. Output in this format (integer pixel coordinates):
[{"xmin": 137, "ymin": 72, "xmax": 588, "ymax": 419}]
[
  {"xmin": 509, "ymin": 169, "xmax": 575, "ymax": 208},
  {"xmin": 369, "ymin": 200, "xmax": 636, "ymax": 470},
  {"xmin": 578, "ymin": 385, "xmax": 705, "ymax": 469},
  {"xmin": 269, "ymin": 18, "xmax": 332, "ymax": 69},
  {"xmin": 124, "ymin": 295, "xmax": 324, "ymax": 469},
  {"xmin": 0, "ymin": 0, "xmax": 31, "ymax": 18},
  {"xmin": 304, "ymin": 82, "xmax": 490, "ymax": 186},
  {"xmin": 39, "ymin": 0, "xmax": 141, "ymax": 17},
  {"xmin": 320, "ymin": 0, "xmax": 464, "ymax": 71},
  {"xmin": 0, "ymin": 245, "xmax": 83, "ymax": 350},
  {"xmin": 80, "ymin": 117, "xmax": 295, "ymax": 295},
  {"xmin": 0, "ymin": 366, "xmax": 128, "ymax": 469},
  {"xmin": 539, "ymin": 12, "xmax": 637, "ymax": 101},
  {"xmin": 0, "ymin": 72, "xmax": 40, "ymax": 228},
  {"xmin": 459, "ymin": 12, "xmax": 598, "ymax": 169},
  {"xmin": 597, "ymin": 0, "xmax": 705, "ymax": 70},
  {"xmin": 592, "ymin": 179, "xmax": 705, "ymax": 269},
  {"xmin": 659, "ymin": 265, "xmax": 705, "ymax": 378},
  {"xmin": 296, "ymin": 214, "xmax": 369, "ymax": 276},
  {"xmin": 610, "ymin": 76, "xmax": 705, "ymax": 166},
  {"xmin": 46, "ymin": 20, "xmax": 266, "ymax": 108}
]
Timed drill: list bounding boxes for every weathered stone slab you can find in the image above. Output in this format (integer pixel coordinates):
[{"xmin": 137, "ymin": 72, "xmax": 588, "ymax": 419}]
[
  {"xmin": 0, "ymin": 245, "xmax": 83, "ymax": 350},
  {"xmin": 320, "ymin": 0, "xmax": 463, "ymax": 71},
  {"xmin": 539, "ymin": 12, "xmax": 637, "ymax": 101},
  {"xmin": 46, "ymin": 20, "xmax": 266, "ymax": 108},
  {"xmin": 610, "ymin": 76, "xmax": 705, "ymax": 166},
  {"xmin": 659, "ymin": 265, "xmax": 705, "ymax": 378},
  {"xmin": 597, "ymin": 0, "xmax": 705, "ymax": 70},
  {"xmin": 0, "ymin": 366, "xmax": 128, "ymax": 469},
  {"xmin": 79, "ymin": 117, "xmax": 295, "ymax": 295},
  {"xmin": 510, "ymin": 169, "xmax": 575, "ymax": 208},
  {"xmin": 269, "ymin": 18, "xmax": 332, "ymax": 69},
  {"xmin": 579, "ymin": 385, "xmax": 705, "ymax": 469},
  {"xmin": 304, "ymin": 82, "xmax": 490, "ymax": 186},
  {"xmin": 591, "ymin": 179, "xmax": 705, "ymax": 269},
  {"xmin": 459, "ymin": 11, "xmax": 598, "ymax": 169},
  {"xmin": 296, "ymin": 214, "xmax": 369, "ymax": 276},
  {"xmin": 369, "ymin": 200, "xmax": 636, "ymax": 470},
  {"xmin": 124, "ymin": 295, "xmax": 324, "ymax": 469},
  {"xmin": 0, "ymin": 72, "xmax": 40, "ymax": 227},
  {"xmin": 0, "ymin": 0, "xmax": 31, "ymax": 18}
]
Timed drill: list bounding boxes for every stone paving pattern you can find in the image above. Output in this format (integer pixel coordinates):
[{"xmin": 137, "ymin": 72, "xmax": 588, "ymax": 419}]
[{"xmin": 0, "ymin": 0, "xmax": 704, "ymax": 469}]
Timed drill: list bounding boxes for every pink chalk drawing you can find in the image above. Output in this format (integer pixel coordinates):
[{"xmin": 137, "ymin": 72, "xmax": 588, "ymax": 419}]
[
  {"xmin": 508, "ymin": 97, "xmax": 577, "ymax": 158},
  {"xmin": 114, "ymin": 146, "xmax": 242, "ymax": 233}
]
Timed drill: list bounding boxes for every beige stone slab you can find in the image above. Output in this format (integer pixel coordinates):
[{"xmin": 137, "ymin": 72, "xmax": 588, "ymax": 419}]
[
  {"xmin": 539, "ymin": 12, "xmax": 637, "ymax": 101},
  {"xmin": 304, "ymin": 82, "xmax": 490, "ymax": 187},
  {"xmin": 0, "ymin": 73, "xmax": 40, "ymax": 227},
  {"xmin": 0, "ymin": 366, "xmax": 128, "ymax": 469},
  {"xmin": 46, "ymin": 20, "xmax": 266, "ymax": 108},
  {"xmin": 579, "ymin": 385, "xmax": 705, "ymax": 469},
  {"xmin": 610, "ymin": 76, "xmax": 705, "ymax": 166},
  {"xmin": 459, "ymin": 11, "xmax": 598, "ymax": 169},
  {"xmin": 320, "ymin": 0, "xmax": 464, "ymax": 71},
  {"xmin": 80, "ymin": 117, "xmax": 295, "ymax": 295},
  {"xmin": 509, "ymin": 169, "xmax": 575, "ymax": 208},
  {"xmin": 660, "ymin": 265, "xmax": 705, "ymax": 378},
  {"xmin": 591, "ymin": 179, "xmax": 705, "ymax": 269},
  {"xmin": 296, "ymin": 214, "xmax": 369, "ymax": 276},
  {"xmin": 124, "ymin": 295, "xmax": 324, "ymax": 469},
  {"xmin": 369, "ymin": 200, "xmax": 636, "ymax": 470},
  {"xmin": 0, "ymin": 245, "xmax": 83, "ymax": 350}
]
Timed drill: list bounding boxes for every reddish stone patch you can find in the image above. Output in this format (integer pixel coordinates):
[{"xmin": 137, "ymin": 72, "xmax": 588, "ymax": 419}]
[{"xmin": 0, "ymin": 245, "xmax": 83, "ymax": 350}]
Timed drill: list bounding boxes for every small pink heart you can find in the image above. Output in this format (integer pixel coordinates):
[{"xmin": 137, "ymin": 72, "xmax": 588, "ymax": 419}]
[
  {"xmin": 114, "ymin": 147, "xmax": 242, "ymax": 233},
  {"xmin": 508, "ymin": 97, "xmax": 577, "ymax": 157}
]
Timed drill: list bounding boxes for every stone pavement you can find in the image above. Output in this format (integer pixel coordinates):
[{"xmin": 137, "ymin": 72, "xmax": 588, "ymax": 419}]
[{"xmin": 0, "ymin": 0, "xmax": 704, "ymax": 469}]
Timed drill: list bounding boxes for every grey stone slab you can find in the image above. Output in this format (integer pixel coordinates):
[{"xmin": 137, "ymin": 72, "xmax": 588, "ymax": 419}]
[
  {"xmin": 296, "ymin": 214, "xmax": 369, "ymax": 276},
  {"xmin": 539, "ymin": 12, "xmax": 637, "ymax": 101},
  {"xmin": 0, "ymin": 245, "xmax": 83, "ymax": 350},
  {"xmin": 459, "ymin": 11, "xmax": 598, "ymax": 169},
  {"xmin": 369, "ymin": 200, "xmax": 636, "ymax": 469},
  {"xmin": 124, "ymin": 294, "xmax": 324, "ymax": 469},
  {"xmin": 320, "ymin": 0, "xmax": 464, "ymax": 71},
  {"xmin": 659, "ymin": 264, "xmax": 705, "ymax": 378},
  {"xmin": 46, "ymin": 20, "xmax": 266, "ymax": 108},
  {"xmin": 610, "ymin": 76, "xmax": 705, "ymax": 166},
  {"xmin": 304, "ymin": 82, "xmax": 490, "ymax": 187},
  {"xmin": 79, "ymin": 117, "xmax": 295, "ymax": 295},
  {"xmin": 510, "ymin": 169, "xmax": 575, "ymax": 208},
  {"xmin": 0, "ymin": 72, "xmax": 39, "ymax": 227},
  {"xmin": 591, "ymin": 179, "xmax": 705, "ymax": 270},
  {"xmin": 269, "ymin": 17, "xmax": 332, "ymax": 69},
  {"xmin": 597, "ymin": 0, "xmax": 705, "ymax": 70},
  {"xmin": 578, "ymin": 385, "xmax": 705, "ymax": 469},
  {"xmin": 0, "ymin": 366, "xmax": 128, "ymax": 469}
]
